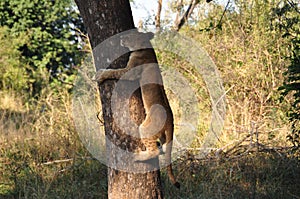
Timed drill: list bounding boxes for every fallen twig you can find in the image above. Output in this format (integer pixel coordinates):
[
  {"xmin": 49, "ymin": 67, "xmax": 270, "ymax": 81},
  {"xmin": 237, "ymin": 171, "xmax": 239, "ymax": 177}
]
[{"xmin": 40, "ymin": 156, "xmax": 95, "ymax": 166}]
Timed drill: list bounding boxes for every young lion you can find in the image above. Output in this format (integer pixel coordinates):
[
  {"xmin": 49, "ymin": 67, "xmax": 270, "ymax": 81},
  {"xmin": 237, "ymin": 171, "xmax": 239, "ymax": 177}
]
[{"xmin": 96, "ymin": 30, "xmax": 180, "ymax": 188}]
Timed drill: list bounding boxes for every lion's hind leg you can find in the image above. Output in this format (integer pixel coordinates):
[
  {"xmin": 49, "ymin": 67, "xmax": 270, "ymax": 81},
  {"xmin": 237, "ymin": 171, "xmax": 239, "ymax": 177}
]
[{"xmin": 134, "ymin": 139, "xmax": 160, "ymax": 161}]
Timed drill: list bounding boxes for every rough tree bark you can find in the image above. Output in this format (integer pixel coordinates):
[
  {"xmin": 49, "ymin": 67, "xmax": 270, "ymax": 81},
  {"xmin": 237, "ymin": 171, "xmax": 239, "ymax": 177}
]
[{"xmin": 74, "ymin": 0, "xmax": 163, "ymax": 198}]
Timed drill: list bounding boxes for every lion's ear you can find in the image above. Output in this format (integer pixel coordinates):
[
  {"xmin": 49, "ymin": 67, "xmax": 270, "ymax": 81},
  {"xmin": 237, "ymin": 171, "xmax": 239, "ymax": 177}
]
[{"xmin": 146, "ymin": 32, "xmax": 154, "ymax": 40}]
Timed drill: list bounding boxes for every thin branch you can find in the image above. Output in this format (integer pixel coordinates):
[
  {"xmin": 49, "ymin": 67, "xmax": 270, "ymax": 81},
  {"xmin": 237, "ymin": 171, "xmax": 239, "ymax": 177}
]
[
  {"xmin": 42, "ymin": 158, "xmax": 73, "ymax": 165},
  {"xmin": 223, "ymin": 133, "xmax": 251, "ymax": 155},
  {"xmin": 287, "ymin": 0, "xmax": 300, "ymax": 14},
  {"xmin": 174, "ymin": 0, "xmax": 199, "ymax": 31},
  {"xmin": 175, "ymin": 0, "xmax": 183, "ymax": 24},
  {"xmin": 155, "ymin": 0, "xmax": 163, "ymax": 32},
  {"xmin": 216, "ymin": 0, "xmax": 231, "ymax": 28},
  {"xmin": 198, "ymin": 0, "xmax": 231, "ymax": 32},
  {"xmin": 173, "ymin": 0, "xmax": 214, "ymax": 31},
  {"xmin": 40, "ymin": 157, "xmax": 95, "ymax": 166}
]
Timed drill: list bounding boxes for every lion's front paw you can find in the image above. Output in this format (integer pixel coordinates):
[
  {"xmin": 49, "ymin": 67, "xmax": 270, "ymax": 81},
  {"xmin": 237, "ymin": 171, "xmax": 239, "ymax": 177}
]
[{"xmin": 94, "ymin": 69, "xmax": 107, "ymax": 84}]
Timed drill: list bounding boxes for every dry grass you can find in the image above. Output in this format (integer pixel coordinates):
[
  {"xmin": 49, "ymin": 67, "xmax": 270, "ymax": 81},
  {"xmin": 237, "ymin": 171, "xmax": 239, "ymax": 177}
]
[
  {"xmin": 0, "ymin": 16, "xmax": 299, "ymax": 197},
  {"xmin": 164, "ymin": 147, "xmax": 300, "ymax": 199},
  {"xmin": 0, "ymin": 68, "xmax": 299, "ymax": 199},
  {"xmin": 0, "ymin": 89, "xmax": 107, "ymax": 198}
]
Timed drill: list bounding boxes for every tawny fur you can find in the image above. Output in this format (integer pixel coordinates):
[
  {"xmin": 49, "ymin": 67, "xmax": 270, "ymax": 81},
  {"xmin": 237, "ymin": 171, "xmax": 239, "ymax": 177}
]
[{"xmin": 95, "ymin": 30, "xmax": 179, "ymax": 188}]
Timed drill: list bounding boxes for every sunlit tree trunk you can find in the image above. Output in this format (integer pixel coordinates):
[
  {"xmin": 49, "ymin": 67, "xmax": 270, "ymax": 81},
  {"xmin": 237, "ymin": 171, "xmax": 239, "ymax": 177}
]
[{"xmin": 74, "ymin": 0, "xmax": 163, "ymax": 198}]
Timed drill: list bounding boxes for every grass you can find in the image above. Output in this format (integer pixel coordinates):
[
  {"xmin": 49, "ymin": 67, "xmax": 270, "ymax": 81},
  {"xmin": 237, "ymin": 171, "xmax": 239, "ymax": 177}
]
[
  {"xmin": 2, "ymin": 1, "xmax": 299, "ymax": 197},
  {"xmin": 0, "ymin": 89, "xmax": 299, "ymax": 199},
  {"xmin": 0, "ymin": 90, "xmax": 107, "ymax": 199},
  {"xmin": 0, "ymin": 15, "xmax": 299, "ymax": 196},
  {"xmin": 164, "ymin": 148, "xmax": 300, "ymax": 199}
]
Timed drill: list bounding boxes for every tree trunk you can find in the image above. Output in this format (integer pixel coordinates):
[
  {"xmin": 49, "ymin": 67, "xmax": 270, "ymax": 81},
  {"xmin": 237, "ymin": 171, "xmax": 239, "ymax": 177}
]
[{"xmin": 74, "ymin": 0, "xmax": 163, "ymax": 198}]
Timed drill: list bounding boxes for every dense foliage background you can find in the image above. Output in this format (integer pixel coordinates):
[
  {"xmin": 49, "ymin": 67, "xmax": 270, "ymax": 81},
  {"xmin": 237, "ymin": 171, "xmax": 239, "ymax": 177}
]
[
  {"xmin": 0, "ymin": 0, "xmax": 84, "ymax": 97},
  {"xmin": 0, "ymin": 0, "xmax": 299, "ymax": 198}
]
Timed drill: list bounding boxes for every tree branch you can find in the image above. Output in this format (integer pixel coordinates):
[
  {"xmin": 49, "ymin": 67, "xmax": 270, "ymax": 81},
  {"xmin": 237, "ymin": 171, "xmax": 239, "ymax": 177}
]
[
  {"xmin": 174, "ymin": 0, "xmax": 183, "ymax": 25},
  {"xmin": 174, "ymin": 0, "xmax": 213, "ymax": 31},
  {"xmin": 155, "ymin": 0, "xmax": 163, "ymax": 32},
  {"xmin": 174, "ymin": 0, "xmax": 198, "ymax": 31}
]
